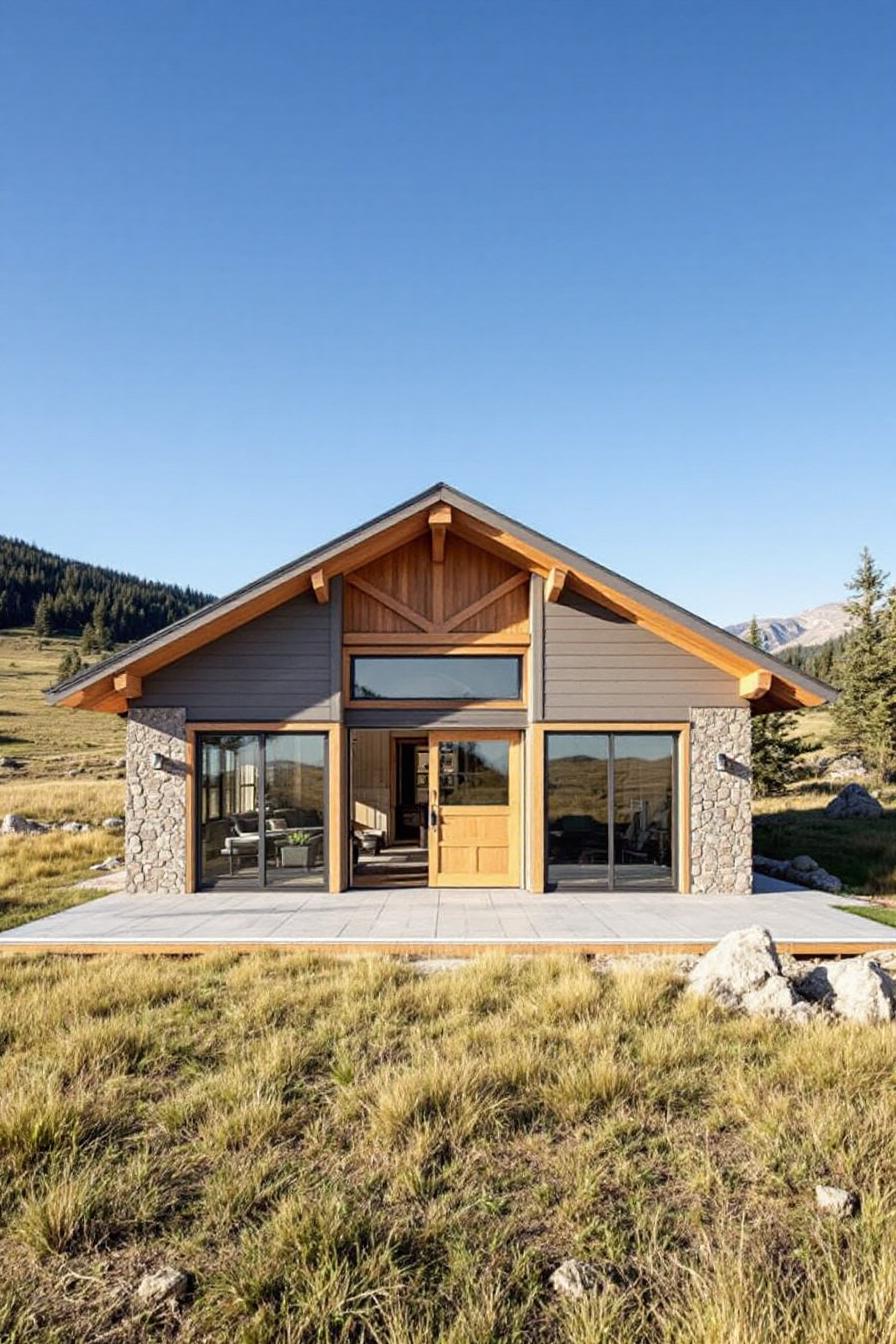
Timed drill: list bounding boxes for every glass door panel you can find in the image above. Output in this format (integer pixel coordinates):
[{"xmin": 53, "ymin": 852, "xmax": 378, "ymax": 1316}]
[
  {"xmin": 263, "ymin": 733, "xmax": 327, "ymax": 887},
  {"xmin": 428, "ymin": 734, "xmax": 519, "ymax": 887},
  {"xmin": 199, "ymin": 734, "xmax": 260, "ymax": 886},
  {"xmin": 612, "ymin": 734, "xmax": 675, "ymax": 890},
  {"xmin": 547, "ymin": 734, "xmax": 610, "ymax": 890}
]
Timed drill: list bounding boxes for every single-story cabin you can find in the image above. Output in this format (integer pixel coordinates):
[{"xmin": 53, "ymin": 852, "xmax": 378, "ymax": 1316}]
[{"xmin": 48, "ymin": 484, "xmax": 835, "ymax": 897}]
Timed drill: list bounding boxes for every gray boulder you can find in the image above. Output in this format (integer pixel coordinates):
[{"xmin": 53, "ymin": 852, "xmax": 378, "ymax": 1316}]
[
  {"xmin": 825, "ymin": 784, "xmax": 884, "ymax": 820},
  {"xmin": 60, "ymin": 820, "xmax": 90, "ymax": 833},
  {"xmin": 550, "ymin": 1259, "xmax": 599, "ymax": 1299},
  {"xmin": 1, "ymin": 813, "xmax": 48, "ymax": 835},
  {"xmin": 741, "ymin": 974, "xmax": 815, "ymax": 1023},
  {"xmin": 799, "ymin": 958, "xmax": 895, "ymax": 1023},
  {"xmin": 687, "ymin": 926, "xmax": 781, "ymax": 1008},
  {"xmin": 826, "ymin": 753, "xmax": 868, "ymax": 782},
  {"xmin": 816, "ymin": 1185, "xmax": 859, "ymax": 1218},
  {"xmin": 791, "ymin": 854, "xmax": 819, "ymax": 873},
  {"xmin": 102, "ymin": 816, "xmax": 125, "ymax": 831},
  {"xmin": 0, "ymin": 756, "xmax": 24, "ymax": 770}
]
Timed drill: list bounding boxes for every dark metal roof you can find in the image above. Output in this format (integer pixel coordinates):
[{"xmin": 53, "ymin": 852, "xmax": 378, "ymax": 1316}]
[{"xmin": 46, "ymin": 482, "xmax": 837, "ymax": 706}]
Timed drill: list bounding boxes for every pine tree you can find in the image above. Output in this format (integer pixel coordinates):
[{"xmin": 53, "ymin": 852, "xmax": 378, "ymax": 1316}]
[
  {"xmin": 33, "ymin": 593, "xmax": 54, "ymax": 636},
  {"xmin": 90, "ymin": 596, "xmax": 113, "ymax": 652},
  {"xmin": 56, "ymin": 647, "xmax": 83, "ymax": 681},
  {"xmin": 747, "ymin": 617, "xmax": 804, "ymax": 796},
  {"xmin": 832, "ymin": 548, "xmax": 896, "ymax": 778}
]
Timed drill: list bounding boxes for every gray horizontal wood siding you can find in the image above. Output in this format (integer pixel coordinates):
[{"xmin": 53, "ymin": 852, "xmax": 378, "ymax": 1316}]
[
  {"xmin": 134, "ymin": 593, "xmax": 334, "ymax": 722},
  {"xmin": 544, "ymin": 590, "xmax": 745, "ymax": 721}
]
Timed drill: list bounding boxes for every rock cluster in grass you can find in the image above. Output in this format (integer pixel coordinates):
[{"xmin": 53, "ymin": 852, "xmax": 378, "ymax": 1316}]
[
  {"xmin": 824, "ymin": 783, "xmax": 885, "ymax": 819},
  {"xmin": 754, "ymin": 853, "xmax": 843, "ymax": 894},
  {"xmin": 1, "ymin": 812, "xmax": 125, "ymax": 836},
  {"xmin": 686, "ymin": 925, "xmax": 896, "ymax": 1024},
  {"xmin": 815, "ymin": 1185, "xmax": 860, "ymax": 1218}
]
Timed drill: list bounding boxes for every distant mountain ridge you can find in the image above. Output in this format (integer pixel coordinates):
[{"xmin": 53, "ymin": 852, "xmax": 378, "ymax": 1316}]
[{"xmin": 726, "ymin": 602, "xmax": 852, "ymax": 653}]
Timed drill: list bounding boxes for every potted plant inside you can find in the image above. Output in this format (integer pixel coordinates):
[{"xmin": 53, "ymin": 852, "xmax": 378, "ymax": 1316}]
[{"xmin": 280, "ymin": 829, "xmax": 320, "ymax": 870}]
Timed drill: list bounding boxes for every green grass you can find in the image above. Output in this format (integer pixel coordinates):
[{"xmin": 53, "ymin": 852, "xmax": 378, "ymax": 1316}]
[
  {"xmin": 0, "ymin": 953, "xmax": 894, "ymax": 1342},
  {"xmin": 753, "ymin": 788, "xmax": 896, "ymax": 896},
  {"xmin": 835, "ymin": 904, "xmax": 896, "ymax": 929}
]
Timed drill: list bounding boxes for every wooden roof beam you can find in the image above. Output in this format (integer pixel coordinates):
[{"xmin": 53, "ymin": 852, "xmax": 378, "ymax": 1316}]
[
  {"xmin": 428, "ymin": 505, "xmax": 452, "ymax": 563},
  {"xmin": 739, "ymin": 670, "xmax": 773, "ymax": 701},
  {"xmin": 311, "ymin": 569, "xmax": 330, "ymax": 604},
  {"xmin": 113, "ymin": 672, "xmax": 143, "ymax": 700},
  {"xmin": 545, "ymin": 567, "xmax": 568, "ymax": 603}
]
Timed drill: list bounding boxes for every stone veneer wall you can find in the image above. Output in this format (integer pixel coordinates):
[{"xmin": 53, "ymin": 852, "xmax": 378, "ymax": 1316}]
[
  {"xmin": 689, "ymin": 706, "xmax": 752, "ymax": 894},
  {"xmin": 125, "ymin": 707, "xmax": 188, "ymax": 894}
]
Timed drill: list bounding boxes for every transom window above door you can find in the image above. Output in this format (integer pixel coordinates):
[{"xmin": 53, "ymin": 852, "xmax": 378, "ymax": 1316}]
[{"xmin": 350, "ymin": 655, "xmax": 522, "ymax": 702}]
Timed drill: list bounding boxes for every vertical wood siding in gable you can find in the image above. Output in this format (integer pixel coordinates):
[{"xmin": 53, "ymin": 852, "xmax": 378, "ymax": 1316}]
[
  {"xmin": 133, "ymin": 592, "xmax": 334, "ymax": 721},
  {"xmin": 543, "ymin": 590, "xmax": 746, "ymax": 720}
]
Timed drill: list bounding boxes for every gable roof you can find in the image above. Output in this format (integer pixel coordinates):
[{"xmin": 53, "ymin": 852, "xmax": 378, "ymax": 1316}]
[{"xmin": 46, "ymin": 483, "xmax": 837, "ymax": 714}]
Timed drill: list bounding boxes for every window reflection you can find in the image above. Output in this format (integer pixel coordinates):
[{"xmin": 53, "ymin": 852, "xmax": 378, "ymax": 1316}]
[{"xmin": 547, "ymin": 733, "xmax": 675, "ymax": 891}]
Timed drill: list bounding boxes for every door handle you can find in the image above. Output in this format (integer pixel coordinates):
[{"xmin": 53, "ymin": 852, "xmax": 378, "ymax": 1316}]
[{"xmin": 429, "ymin": 807, "xmax": 438, "ymax": 828}]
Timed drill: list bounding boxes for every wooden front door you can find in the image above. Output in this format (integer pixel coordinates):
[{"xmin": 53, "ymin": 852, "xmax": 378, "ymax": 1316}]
[{"xmin": 427, "ymin": 732, "xmax": 521, "ymax": 887}]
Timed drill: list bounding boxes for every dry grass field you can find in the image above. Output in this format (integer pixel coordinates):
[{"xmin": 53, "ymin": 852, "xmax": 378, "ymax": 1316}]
[
  {"xmin": 0, "ymin": 952, "xmax": 894, "ymax": 1343},
  {"xmin": 0, "ymin": 630, "xmax": 125, "ymax": 930},
  {"xmin": 0, "ymin": 629, "xmax": 125, "ymax": 777}
]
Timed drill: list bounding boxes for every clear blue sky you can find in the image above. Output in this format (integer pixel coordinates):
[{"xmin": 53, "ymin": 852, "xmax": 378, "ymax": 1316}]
[{"xmin": 2, "ymin": 1, "xmax": 894, "ymax": 626}]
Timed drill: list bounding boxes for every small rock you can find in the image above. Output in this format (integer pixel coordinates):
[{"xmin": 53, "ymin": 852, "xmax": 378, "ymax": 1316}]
[
  {"xmin": 825, "ymin": 784, "xmax": 884, "ymax": 820},
  {"xmin": 136, "ymin": 1266, "xmax": 190, "ymax": 1306},
  {"xmin": 815, "ymin": 1185, "xmax": 859, "ymax": 1218},
  {"xmin": 115, "ymin": 756, "xmax": 126, "ymax": 768},
  {"xmin": 550, "ymin": 1259, "xmax": 599, "ymax": 1299},
  {"xmin": 60, "ymin": 820, "xmax": 90, "ymax": 833},
  {"xmin": 1, "ymin": 813, "xmax": 49, "ymax": 835},
  {"xmin": 0, "ymin": 756, "xmax": 24, "ymax": 769},
  {"xmin": 90, "ymin": 855, "xmax": 124, "ymax": 872},
  {"xmin": 686, "ymin": 926, "xmax": 781, "ymax": 1007},
  {"xmin": 102, "ymin": 817, "xmax": 125, "ymax": 831}
]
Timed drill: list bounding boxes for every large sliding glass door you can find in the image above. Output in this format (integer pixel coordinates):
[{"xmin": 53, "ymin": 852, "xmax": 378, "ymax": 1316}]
[
  {"xmin": 546, "ymin": 732, "xmax": 676, "ymax": 891},
  {"xmin": 198, "ymin": 732, "xmax": 327, "ymax": 889}
]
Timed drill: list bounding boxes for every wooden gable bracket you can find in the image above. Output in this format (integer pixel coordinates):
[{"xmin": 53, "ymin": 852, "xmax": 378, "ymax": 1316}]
[
  {"xmin": 428, "ymin": 505, "xmax": 452, "ymax": 564},
  {"xmin": 739, "ymin": 670, "xmax": 773, "ymax": 701},
  {"xmin": 311, "ymin": 569, "xmax": 330, "ymax": 604},
  {"xmin": 113, "ymin": 672, "xmax": 143, "ymax": 700},
  {"xmin": 545, "ymin": 567, "xmax": 568, "ymax": 603}
]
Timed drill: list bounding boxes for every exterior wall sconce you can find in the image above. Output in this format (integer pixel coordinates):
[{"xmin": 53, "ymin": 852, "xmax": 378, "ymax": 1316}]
[
  {"xmin": 716, "ymin": 753, "xmax": 732, "ymax": 772},
  {"xmin": 151, "ymin": 752, "xmax": 165, "ymax": 770}
]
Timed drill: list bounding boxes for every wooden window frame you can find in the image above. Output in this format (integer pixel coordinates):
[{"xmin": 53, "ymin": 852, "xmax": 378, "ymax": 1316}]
[
  {"xmin": 186, "ymin": 723, "xmax": 345, "ymax": 894},
  {"xmin": 526, "ymin": 722, "xmax": 691, "ymax": 894},
  {"xmin": 343, "ymin": 646, "xmax": 529, "ymax": 712}
]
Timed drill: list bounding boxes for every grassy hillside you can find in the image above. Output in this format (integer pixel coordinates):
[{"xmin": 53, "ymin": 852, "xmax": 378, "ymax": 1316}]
[
  {"xmin": 753, "ymin": 705, "xmax": 896, "ymax": 896},
  {"xmin": 0, "ymin": 953, "xmax": 893, "ymax": 1343},
  {"xmin": 0, "ymin": 630, "xmax": 125, "ymax": 929}
]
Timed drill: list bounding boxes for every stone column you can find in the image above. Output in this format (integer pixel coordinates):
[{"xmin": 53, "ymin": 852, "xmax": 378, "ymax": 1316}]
[
  {"xmin": 125, "ymin": 708, "xmax": 188, "ymax": 894},
  {"xmin": 689, "ymin": 707, "xmax": 752, "ymax": 894}
]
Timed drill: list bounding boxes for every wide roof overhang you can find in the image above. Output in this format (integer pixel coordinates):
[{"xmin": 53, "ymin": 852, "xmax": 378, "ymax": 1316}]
[{"xmin": 46, "ymin": 483, "xmax": 837, "ymax": 716}]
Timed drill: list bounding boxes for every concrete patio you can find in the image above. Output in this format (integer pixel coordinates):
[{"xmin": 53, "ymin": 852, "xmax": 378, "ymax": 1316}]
[{"xmin": 0, "ymin": 875, "xmax": 892, "ymax": 954}]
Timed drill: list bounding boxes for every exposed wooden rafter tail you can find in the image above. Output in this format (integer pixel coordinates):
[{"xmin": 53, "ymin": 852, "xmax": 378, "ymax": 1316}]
[
  {"xmin": 311, "ymin": 569, "xmax": 330, "ymax": 604},
  {"xmin": 545, "ymin": 567, "xmax": 568, "ymax": 603},
  {"xmin": 739, "ymin": 670, "xmax": 773, "ymax": 701}
]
